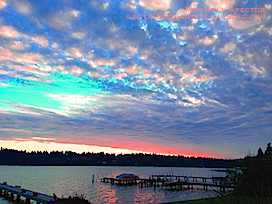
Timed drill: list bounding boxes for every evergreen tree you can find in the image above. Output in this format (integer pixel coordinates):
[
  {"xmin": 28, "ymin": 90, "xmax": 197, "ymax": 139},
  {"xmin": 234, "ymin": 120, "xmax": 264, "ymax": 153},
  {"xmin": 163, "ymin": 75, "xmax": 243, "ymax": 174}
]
[{"xmin": 257, "ymin": 147, "xmax": 264, "ymax": 157}]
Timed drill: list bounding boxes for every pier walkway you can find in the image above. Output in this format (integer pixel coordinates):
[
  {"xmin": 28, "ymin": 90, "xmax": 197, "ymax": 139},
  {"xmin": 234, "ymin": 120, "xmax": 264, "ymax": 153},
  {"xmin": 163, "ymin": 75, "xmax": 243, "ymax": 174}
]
[
  {"xmin": 102, "ymin": 174, "xmax": 236, "ymax": 192},
  {"xmin": 151, "ymin": 175, "xmax": 227, "ymax": 183},
  {"xmin": 0, "ymin": 183, "xmax": 54, "ymax": 204}
]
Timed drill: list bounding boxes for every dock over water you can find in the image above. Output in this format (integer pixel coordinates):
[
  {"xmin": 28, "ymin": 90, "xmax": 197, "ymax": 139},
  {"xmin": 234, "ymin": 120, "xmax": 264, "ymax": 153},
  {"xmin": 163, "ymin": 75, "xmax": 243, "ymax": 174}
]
[
  {"xmin": 102, "ymin": 174, "xmax": 236, "ymax": 192},
  {"xmin": 0, "ymin": 183, "xmax": 54, "ymax": 204}
]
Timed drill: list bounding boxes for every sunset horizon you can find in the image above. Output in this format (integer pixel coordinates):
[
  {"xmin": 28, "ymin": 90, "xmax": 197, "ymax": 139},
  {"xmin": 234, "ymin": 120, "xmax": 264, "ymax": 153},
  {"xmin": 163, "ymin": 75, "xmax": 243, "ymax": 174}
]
[{"xmin": 0, "ymin": 138, "xmax": 259, "ymax": 159}]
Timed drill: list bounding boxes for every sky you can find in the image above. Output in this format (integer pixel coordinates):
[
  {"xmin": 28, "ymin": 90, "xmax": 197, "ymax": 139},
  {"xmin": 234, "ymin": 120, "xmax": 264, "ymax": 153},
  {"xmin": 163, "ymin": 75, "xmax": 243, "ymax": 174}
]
[{"xmin": 0, "ymin": 0, "xmax": 271, "ymax": 159}]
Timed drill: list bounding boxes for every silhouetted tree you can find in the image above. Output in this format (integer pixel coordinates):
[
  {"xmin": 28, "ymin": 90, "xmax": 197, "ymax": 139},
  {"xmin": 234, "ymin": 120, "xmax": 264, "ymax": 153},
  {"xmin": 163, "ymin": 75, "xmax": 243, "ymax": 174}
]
[
  {"xmin": 235, "ymin": 142, "xmax": 272, "ymax": 196},
  {"xmin": 265, "ymin": 142, "xmax": 272, "ymax": 156},
  {"xmin": 257, "ymin": 148, "xmax": 264, "ymax": 158}
]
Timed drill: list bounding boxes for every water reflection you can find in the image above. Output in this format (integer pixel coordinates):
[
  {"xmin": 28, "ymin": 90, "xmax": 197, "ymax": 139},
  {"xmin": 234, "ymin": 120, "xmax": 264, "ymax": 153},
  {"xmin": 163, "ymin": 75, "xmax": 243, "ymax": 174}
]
[
  {"xmin": 97, "ymin": 184, "xmax": 118, "ymax": 203},
  {"xmin": 0, "ymin": 166, "xmax": 226, "ymax": 204},
  {"xmin": 133, "ymin": 188, "xmax": 164, "ymax": 203}
]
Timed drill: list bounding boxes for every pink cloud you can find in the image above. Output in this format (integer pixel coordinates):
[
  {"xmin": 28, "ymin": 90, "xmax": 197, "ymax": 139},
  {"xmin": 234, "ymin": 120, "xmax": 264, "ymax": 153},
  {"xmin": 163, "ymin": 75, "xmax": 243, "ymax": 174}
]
[
  {"xmin": 0, "ymin": 26, "xmax": 18, "ymax": 38},
  {"xmin": 70, "ymin": 66, "xmax": 84, "ymax": 76},
  {"xmin": 184, "ymin": 70, "xmax": 197, "ymax": 78},
  {"xmin": 0, "ymin": 47, "xmax": 12, "ymax": 61},
  {"xmin": 205, "ymin": 0, "xmax": 236, "ymax": 10},
  {"xmin": 32, "ymin": 36, "xmax": 49, "ymax": 47},
  {"xmin": 220, "ymin": 42, "xmax": 236, "ymax": 53},
  {"xmin": 199, "ymin": 36, "xmax": 217, "ymax": 45},
  {"xmin": 113, "ymin": 73, "xmax": 128, "ymax": 80},
  {"xmin": 141, "ymin": 69, "xmax": 152, "ymax": 78},
  {"xmin": 9, "ymin": 64, "xmax": 50, "ymax": 76},
  {"xmin": 10, "ymin": 41, "xmax": 30, "ymax": 50},
  {"xmin": 176, "ymin": 2, "xmax": 198, "ymax": 15},
  {"xmin": 228, "ymin": 18, "xmax": 260, "ymax": 29},
  {"xmin": 66, "ymin": 47, "xmax": 83, "ymax": 58},
  {"xmin": 121, "ymin": 65, "xmax": 138, "ymax": 75},
  {"xmin": 139, "ymin": 0, "xmax": 172, "ymax": 11},
  {"xmin": 14, "ymin": 53, "xmax": 43, "ymax": 64},
  {"xmin": 88, "ymin": 71, "xmax": 102, "ymax": 78},
  {"xmin": 90, "ymin": 59, "xmax": 115, "ymax": 68},
  {"xmin": 191, "ymin": 75, "xmax": 216, "ymax": 82},
  {"xmin": 72, "ymin": 32, "xmax": 86, "ymax": 39},
  {"xmin": 0, "ymin": 69, "xmax": 8, "ymax": 75},
  {"xmin": 120, "ymin": 46, "xmax": 138, "ymax": 57},
  {"xmin": 0, "ymin": 0, "xmax": 6, "ymax": 9}
]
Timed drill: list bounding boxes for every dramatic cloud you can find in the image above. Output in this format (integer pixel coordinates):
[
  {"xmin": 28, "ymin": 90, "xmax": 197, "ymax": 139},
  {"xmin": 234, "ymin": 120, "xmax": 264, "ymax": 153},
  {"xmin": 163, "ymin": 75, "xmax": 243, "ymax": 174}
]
[{"xmin": 0, "ymin": 0, "xmax": 271, "ymax": 158}]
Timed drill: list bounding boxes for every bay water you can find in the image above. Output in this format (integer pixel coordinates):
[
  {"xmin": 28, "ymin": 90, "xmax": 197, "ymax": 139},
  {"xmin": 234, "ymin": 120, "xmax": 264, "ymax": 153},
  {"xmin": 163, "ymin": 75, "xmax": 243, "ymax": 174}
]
[{"xmin": 0, "ymin": 166, "xmax": 227, "ymax": 203}]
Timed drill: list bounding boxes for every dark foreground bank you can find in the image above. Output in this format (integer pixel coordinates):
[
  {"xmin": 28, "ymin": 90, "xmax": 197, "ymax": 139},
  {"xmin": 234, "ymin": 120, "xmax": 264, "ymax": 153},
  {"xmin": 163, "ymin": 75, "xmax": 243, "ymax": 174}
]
[{"xmin": 164, "ymin": 195, "xmax": 272, "ymax": 204}]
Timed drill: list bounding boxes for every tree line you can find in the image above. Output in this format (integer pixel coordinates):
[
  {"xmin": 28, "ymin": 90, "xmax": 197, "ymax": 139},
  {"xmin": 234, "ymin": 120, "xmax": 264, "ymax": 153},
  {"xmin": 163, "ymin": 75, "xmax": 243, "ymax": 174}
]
[{"xmin": 0, "ymin": 147, "xmax": 234, "ymax": 167}]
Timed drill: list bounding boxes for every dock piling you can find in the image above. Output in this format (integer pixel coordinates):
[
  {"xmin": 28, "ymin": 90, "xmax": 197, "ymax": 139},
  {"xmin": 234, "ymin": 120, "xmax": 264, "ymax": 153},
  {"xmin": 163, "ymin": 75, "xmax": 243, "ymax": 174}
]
[{"xmin": 16, "ymin": 194, "xmax": 20, "ymax": 203}]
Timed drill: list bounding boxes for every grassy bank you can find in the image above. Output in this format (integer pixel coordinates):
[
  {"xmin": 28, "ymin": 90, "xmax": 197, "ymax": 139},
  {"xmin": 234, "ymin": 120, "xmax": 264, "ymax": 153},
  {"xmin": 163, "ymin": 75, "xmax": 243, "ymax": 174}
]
[{"xmin": 165, "ymin": 195, "xmax": 272, "ymax": 204}]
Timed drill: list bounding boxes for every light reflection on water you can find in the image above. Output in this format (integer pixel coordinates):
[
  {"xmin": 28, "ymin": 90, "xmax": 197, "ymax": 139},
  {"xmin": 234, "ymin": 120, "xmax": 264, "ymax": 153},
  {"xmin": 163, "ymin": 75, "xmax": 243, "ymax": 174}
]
[{"xmin": 0, "ymin": 166, "xmax": 227, "ymax": 204}]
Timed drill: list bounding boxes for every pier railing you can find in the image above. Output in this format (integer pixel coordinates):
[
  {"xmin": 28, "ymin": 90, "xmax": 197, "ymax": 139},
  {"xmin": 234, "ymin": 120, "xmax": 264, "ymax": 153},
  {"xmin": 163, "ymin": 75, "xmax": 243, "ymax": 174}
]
[{"xmin": 0, "ymin": 183, "xmax": 54, "ymax": 204}]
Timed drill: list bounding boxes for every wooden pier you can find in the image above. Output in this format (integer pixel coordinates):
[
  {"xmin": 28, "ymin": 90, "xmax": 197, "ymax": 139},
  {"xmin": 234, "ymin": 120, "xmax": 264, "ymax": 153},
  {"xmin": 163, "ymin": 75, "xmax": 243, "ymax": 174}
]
[
  {"xmin": 0, "ymin": 182, "xmax": 54, "ymax": 204},
  {"xmin": 151, "ymin": 175, "xmax": 227, "ymax": 183},
  {"xmin": 163, "ymin": 181, "xmax": 235, "ymax": 192},
  {"xmin": 101, "ymin": 174, "xmax": 235, "ymax": 192}
]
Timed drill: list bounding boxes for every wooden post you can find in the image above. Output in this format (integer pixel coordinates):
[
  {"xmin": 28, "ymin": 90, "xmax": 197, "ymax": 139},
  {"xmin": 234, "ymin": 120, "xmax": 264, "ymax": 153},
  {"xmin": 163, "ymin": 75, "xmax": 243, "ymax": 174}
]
[
  {"xmin": 16, "ymin": 194, "xmax": 20, "ymax": 203},
  {"xmin": 10, "ymin": 193, "xmax": 14, "ymax": 201},
  {"xmin": 4, "ymin": 190, "xmax": 7, "ymax": 198}
]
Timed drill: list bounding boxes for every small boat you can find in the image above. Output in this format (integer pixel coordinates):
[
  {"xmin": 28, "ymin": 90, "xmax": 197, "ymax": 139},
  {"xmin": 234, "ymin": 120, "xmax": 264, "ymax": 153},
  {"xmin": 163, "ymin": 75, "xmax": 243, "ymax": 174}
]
[{"xmin": 116, "ymin": 173, "xmax": 139, "ymax": 180}]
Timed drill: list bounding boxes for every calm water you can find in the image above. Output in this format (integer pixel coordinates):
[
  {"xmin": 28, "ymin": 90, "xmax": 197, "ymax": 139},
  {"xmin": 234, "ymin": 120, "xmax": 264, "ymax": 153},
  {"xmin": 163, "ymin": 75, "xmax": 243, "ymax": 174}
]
[{"xmin": 0, "ymin": 166, "xmax": 227, "ymax": 204}]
